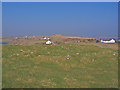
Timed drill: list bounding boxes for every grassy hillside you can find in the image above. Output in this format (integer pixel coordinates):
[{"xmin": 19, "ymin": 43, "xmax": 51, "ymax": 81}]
[{"xmin": 2, "ymin": 44, "xmax": 118, "ymax": 88}]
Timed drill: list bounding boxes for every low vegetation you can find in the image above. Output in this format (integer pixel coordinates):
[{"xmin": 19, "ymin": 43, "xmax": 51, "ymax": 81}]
[{"xmin": 2, "ymin": 43, "xmax": 118, "ymax": 88}]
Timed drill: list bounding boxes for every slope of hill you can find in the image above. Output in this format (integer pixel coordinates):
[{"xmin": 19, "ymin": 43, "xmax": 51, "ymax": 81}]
[{"xmin": 50, "ymin": 34, "xmax": 97, "ymax": 44}]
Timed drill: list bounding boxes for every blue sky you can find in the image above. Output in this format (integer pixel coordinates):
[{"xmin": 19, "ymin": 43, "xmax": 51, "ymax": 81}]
[{"xmin": 2, "ymin": 2, "xmax": 118, "ymax": 38}]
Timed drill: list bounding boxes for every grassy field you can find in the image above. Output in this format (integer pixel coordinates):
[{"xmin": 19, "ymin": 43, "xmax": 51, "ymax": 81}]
[{"xmin": 2, "ymin": 43, "xmax": 118, "ymax": 88}]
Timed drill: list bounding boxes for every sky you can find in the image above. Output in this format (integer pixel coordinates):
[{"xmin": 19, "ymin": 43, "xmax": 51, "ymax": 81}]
[{"xmin": 2, "ymin": 2, "xmax": 118, "ymax": 38}]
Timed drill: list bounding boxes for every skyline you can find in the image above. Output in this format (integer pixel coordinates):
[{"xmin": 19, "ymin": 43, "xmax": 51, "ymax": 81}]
[{"xmin": 2, "ymin": 2, "xmax": 118, "ymax": 38}]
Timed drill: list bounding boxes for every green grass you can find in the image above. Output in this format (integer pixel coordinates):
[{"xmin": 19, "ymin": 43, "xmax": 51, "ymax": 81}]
[{"xmin": 2, "ymin": 44, "xmax": 118, "ymax": 88}]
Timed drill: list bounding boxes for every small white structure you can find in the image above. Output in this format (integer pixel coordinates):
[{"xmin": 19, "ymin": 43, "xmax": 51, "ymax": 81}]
[
  {"xmin": 46, "ymin": 40, "xmax": 52, "ymax": 45},
  {"xmin": 47, "ymin": 38, "xmax": 50, "ymax": 40},
  {"xmin": 101, "ymin": 39, "xmax": 115, "ymax": 44},
  {"xmin": 15, "ymin": 37, "xmax": 18, "ymax": 40},
  {"xmin": 42, "ymin": 37, "xmax": 50, "ymax": 40},
  {"xmin": 43, "ymin": 37, "xmax": 47, "ymax": 40},
  {"xmin": 25, "ymin": 36, "xmax": 28, "ymax": 39}
]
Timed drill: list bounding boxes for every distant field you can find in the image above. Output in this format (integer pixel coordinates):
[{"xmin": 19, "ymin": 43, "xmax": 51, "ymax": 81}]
[{"xmin": 2, "ymin": 43, "xmax": 118, "ymax": 88}]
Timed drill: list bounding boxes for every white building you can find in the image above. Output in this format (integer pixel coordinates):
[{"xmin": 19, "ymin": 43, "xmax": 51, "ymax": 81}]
[
  {"xmin": 46, "ymin": 40, "xmax": 52, "ymax": 45},
  {"xmin": 101, "ymin": 39, "xmax": 115, "ymax": 43},
  {"xmin": 42, "ymin": 37, "xmax": 51, "ymax": 40},
  {"xmin": 43, "ymin": 37, "xmax": 47, "ymax": 40}
]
